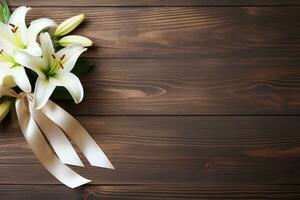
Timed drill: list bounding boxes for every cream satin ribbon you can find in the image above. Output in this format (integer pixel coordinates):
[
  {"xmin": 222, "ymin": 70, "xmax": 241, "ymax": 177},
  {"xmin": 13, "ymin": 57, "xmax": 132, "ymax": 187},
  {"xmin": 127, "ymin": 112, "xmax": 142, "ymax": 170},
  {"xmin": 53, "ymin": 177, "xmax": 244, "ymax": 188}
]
[{"xmin": 0, "ymin": 86, "xmax": 114, "ymax": 188}]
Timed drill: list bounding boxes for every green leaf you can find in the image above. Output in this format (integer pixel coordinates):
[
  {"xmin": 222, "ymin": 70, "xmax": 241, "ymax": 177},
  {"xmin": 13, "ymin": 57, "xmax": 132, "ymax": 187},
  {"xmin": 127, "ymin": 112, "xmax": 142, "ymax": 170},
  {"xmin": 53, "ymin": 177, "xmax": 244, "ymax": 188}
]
[
  {"xmin": 1, "ymin": 0, "xmax": 11, "ymax": 24},
  {"xmin": 51, "ymin": 87, "xmax": 73, "ymax": 100},
  {"xmin": 71, "ymin": 58, "xmax": 95, "ymax": 76}
]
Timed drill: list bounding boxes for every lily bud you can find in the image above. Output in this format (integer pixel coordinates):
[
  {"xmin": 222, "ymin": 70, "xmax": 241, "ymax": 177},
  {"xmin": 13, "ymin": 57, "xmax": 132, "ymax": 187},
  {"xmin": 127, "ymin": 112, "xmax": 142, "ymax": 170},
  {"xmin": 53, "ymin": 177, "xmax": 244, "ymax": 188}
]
[
  {"xmin": 0, "ymin": 100, "xmax": 11, "ymax": 122},
  {"xmin": 58, "ymin": 35, "xmax": 93, "ymax": 47},
  {"xmin": 54, "ymin": 14, "xmax": 85, "ymax": 37},
  {"xmin": 2, "ymin": 76, "xmax": 16, "ymax": 88}
]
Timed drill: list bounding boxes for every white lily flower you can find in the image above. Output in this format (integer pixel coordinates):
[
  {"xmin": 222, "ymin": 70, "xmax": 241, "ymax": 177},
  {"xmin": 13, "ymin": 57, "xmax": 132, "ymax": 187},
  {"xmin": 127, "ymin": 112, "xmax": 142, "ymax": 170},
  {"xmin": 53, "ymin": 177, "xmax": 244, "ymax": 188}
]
[
  {"xmin": 0, "ymin": 6, "xmax": 57, "ymax": 56},
  {"xmin": 58, "ymin": 35, "xmax": 93, "ymax": 47},
  {"xmin": 0, "ymin": 6, "xmax": 56, "ymax": 92},
  {"xmin": 54, "ymin": 14, "xmax": 84, "ymax": 37},
  {"xmin": 0, "ymin": 57, "xmax": 30, "ymax": 91},
  {"xmin": 15, "ymin": 32, "xmax": 87, "ymax": 109}
]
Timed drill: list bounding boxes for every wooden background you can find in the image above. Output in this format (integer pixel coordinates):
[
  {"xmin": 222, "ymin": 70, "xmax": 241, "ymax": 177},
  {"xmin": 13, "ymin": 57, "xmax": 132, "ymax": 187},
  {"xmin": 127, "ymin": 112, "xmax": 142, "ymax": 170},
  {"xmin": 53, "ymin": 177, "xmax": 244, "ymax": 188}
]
[{"xmin": 1, "ymin": 0, "xmax": 300, "ymax": 199}]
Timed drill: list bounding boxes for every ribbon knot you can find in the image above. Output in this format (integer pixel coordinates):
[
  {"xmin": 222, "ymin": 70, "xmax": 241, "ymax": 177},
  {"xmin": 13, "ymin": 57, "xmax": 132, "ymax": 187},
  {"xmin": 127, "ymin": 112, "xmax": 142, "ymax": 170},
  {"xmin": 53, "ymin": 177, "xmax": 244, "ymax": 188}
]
[
  {"xmin": 17, "ymin": 92, "xmax": 28, "ymax": 100},
  {"xmin": 0, "ymin": 86, "xmax": 114, "ymax": 188}
]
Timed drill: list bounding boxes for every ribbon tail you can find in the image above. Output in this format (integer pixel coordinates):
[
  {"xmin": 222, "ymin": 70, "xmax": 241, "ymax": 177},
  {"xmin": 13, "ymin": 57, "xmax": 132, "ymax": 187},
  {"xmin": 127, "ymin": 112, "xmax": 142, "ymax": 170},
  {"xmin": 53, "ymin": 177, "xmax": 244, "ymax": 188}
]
[
  {"xmin": 15, "ymin": 98, "xmax": 91, "ymax": 188},
  {"xmin": 42, "ymin": 100, "xmax": 114, "ymax": 169},
  {"xmin": 30, "ymin": 103, "xmax": 84, "ymax": 167}
]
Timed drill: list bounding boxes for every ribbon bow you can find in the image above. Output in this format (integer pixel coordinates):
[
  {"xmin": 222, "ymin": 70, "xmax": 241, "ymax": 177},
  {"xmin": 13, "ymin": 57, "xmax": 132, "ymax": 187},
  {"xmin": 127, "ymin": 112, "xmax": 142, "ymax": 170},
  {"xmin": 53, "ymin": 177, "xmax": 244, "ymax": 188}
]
[{"xmin": 0, "ymin": 86, "xmax": 114, "ymax": 188}]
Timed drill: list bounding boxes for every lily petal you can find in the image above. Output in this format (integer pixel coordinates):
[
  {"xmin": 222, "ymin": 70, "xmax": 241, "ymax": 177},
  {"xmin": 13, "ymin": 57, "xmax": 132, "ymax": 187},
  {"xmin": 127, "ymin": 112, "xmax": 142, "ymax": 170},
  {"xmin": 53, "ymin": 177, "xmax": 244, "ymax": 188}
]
[
  {"xmin": 40, "ymin": 32, "xmax": 55, "ymax": 66},
  {"xmin": 0, "ymin": 23, "xmax": 16, "ymax": 53},
  {"xmin": 9, "ymin": 6, "xmax": 31, "ymax": 44},
  {"xmin": 14, "ymin": 51, "xmax": 47, "ymax": 78},
  {"xmin": 57, "ymin": 45, "xmax": 87, "ymax": 72},
  {"xmin": 10, "ymin": 67, "xmax": 31, "ymax": 92},
  {"xmin": 28, "ymin": 18, "xmax": 57, "ymax": 44},
  {"xmin": 24, "ymin": 41, "xmax": 42, "ymax": 56},
  {"xmin": 34, "ymin": 77, "xmax": 56, "ymax": 109},
  {"xmin": 55, "ymin": 73, "xmax": 84, "ymax": 104}
]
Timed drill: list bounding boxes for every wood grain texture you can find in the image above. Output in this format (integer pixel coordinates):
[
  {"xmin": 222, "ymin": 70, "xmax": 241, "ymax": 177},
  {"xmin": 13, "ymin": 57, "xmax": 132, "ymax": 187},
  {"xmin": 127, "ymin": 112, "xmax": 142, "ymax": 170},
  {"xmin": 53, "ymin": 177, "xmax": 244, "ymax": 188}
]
[
  {"xmin": 25, "ymin": 6, "xmax": 297, "ymax": 115},
  {"xmin": 2, "ymin": 1, "xmax": 300, "ymax": 199},
  {"xmin": 8, "ymin": 0, "xmax": 300, "ymax": 6},
  {"xmin": 1, "ymin": 116, "xmax": 300, "ymax": 185},
  {"xmin": 23, "ymin": 7, "xmax": 300, "ymax": 59},
  {"xmin": 2, "ymin": 185, "xmax": 300, "ymax": 200},
  {"xmin": 58, "ymin": 58, "xmax": 300, "ymax": 115}
]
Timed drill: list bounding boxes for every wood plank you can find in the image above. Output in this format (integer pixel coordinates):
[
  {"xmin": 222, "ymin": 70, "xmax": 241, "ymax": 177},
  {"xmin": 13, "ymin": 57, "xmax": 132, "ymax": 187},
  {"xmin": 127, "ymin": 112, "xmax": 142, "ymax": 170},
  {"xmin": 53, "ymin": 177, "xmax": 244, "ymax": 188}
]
[
  {"xmin": 1, "ymin": 116, "xmax": 300, "ymax": 185},
  {"xmin": 8, "ymin": 0, "xmax": 300, "ymax": 7},
  {"xmin": 57, "ymin": 58, "xmax": 300, "ymax": 115},
  {"xmin": 0, "ymin": 185, "xmax": 78, "ymax": 200},
  {"xmin": 1, "ymin": 184, "xmax": 300, "ymax": 200},
  {"xmin": 23, "ymin": 7, "xmax": 300, "ymax": 59},
  {"xmin": 20, "ymin": 7, "xmax": 300, "ymax": 115}
]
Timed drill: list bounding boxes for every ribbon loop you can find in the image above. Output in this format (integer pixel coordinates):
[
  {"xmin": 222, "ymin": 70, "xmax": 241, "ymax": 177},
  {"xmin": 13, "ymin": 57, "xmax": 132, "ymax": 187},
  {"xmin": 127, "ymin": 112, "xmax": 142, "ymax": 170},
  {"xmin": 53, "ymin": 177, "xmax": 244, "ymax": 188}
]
[
  {"xmin": 30, "ymin": 103, "xmax": 84, "ymax": 167},
  {"xmin": 42, "ymin": 100, "xmax": 115, "ymax": 169},
  {"xmin": 16, "ymin": 98, "xmax": 90, "ymax": 188},
  {"xmin": 0, "ymin": 86, "xmax": 114, "ymax": 188}
]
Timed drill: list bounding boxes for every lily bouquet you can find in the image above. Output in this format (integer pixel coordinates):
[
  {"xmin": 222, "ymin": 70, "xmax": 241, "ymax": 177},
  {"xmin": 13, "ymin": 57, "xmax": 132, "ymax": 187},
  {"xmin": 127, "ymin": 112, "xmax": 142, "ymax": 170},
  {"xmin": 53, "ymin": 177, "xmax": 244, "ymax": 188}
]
[{"xmin": 0, "ymin": 1, "xmax": 114, "ymax": 188}]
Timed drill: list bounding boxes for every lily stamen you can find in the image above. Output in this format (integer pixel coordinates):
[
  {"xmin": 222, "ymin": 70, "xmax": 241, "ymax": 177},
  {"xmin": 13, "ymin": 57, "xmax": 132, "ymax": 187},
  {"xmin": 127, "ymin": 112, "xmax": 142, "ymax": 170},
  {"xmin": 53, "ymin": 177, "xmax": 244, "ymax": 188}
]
[
  {"xmin": 51, "ymin": 54, "xmax": 56, "ymax": 59},
  {"xmin": 11, "ymin": 26, "xmax": 19, "ymax": 33},
  {"xmin": 60, "ymin": 54, "xmax": 66, "ymax": 60},
  {"xmin": 9, "ymin": 23, "xmax": 15, "ymax": 28}
]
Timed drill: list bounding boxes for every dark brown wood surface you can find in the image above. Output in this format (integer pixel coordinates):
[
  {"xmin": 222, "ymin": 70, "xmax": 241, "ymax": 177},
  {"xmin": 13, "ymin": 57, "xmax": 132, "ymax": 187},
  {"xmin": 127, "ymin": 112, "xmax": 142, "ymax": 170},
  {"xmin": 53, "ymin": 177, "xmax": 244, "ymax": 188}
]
[
  {"xmin": 1, "ymin": 0, "xmax": 300, "ymax": 199},
  {"xmin": 8, "ymin": 0, "xmax": 300, "ymax": 6},
  {"xmin": 27, "ymin": 7, "xmax": 300, "ymax": 60},
  {"xmin": 61, "ymin": 58, "xmax": 300, "ymax": 115},
  {"xmin": 26, "ymin": 7, "xmax": 300, "ymax": 115},
  {"xmin": 1, "ymin": 116, "xmax": 300, "ymax": 185},
  {"xmin": 2, "ymin": 185, "xmax": 300, "ymax": 200}
]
